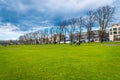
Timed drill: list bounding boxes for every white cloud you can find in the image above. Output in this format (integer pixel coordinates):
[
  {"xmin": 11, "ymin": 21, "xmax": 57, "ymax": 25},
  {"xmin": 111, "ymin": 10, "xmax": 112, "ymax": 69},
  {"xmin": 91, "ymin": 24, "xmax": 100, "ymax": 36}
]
[
  {"xmin": 50, "ymin": 0, "xmax": 113, "ymax": 11},
  {"xmin": 0, "ymin": 0, "xmax": 118, "ymax": 40},
  {"xmin": 1, "ymin": 0, "xmax": 114, "ymax": 13},
  {"xmin": 0, "ymin": 23, "xmax": 25, "ymax": 40},
  {"xmin": 0, "ymin": 23, "xmax": 19, "ymax": 33},
  {"xmin": 24, "ymin": 0, "xmax": 114, "ymax": 21},
  {"xmin": 0, "ymin": 23, "xmax": 47, "ymax": 40},
  {"xmin": 113, "ymin": 0, "xmax": 120, "ymax": 23},
  {"xmin": 26, "ymin": 0, "xmax": 114, "ymax": 13},
  {"xmin": 0, "ymin": 0, "xmax": 29, "ymax": 12}
]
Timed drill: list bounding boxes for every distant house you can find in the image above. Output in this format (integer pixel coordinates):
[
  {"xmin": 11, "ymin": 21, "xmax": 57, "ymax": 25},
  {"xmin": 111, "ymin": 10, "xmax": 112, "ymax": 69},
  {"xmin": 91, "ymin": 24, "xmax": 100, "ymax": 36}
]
[
  {"xmin": 0, "ymin": 40, "xmax": 20, "ymax": 46},
  {"xmin": 50, "ymin": 34, "xmax": 65, "ymax": 43},
  {"xmin": 0, "ymin": 41, "xmax": 8, "ymax": 46},
  {"xmin": 73, "ymin": 30, "xmax": 109, "ymax": 42},
  {"xmin": 109, "ymin": 24, "xmax": 120, "ymax": 41}
]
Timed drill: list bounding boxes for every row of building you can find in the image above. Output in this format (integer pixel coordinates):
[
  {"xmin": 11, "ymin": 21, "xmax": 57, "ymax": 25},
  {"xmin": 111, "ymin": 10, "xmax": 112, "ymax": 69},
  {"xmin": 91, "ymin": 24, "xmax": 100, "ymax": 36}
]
[
  {"xmin": 0, "ymin": 24, "xmax": 120, "ymax": 45},
  {"xmin": 109, "ymin": 24, "xmax": 120, "ymax": 41},
  {"xmin": 47, "ymin": 23, "xmax": 120, "ymax": 43}
]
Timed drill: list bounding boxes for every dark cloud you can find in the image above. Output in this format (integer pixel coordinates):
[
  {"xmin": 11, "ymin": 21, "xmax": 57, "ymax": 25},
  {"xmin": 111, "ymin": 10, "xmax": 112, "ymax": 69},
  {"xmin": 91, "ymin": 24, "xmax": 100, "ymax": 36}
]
[
  {"xmin": 0, "ymin": 0, "xmax": 114, "ymax": 30},
  {"xmin": 0, "ymin": 0, "xmax": 119, "ymax": 40}
]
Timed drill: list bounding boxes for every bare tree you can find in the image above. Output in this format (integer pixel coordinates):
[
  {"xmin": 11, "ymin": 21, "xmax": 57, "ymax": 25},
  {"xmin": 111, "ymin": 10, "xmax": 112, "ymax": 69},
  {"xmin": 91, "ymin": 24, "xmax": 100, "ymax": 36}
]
[
  {"xmin": 62, "ymin": 20, "xmax": 67, "ymax": 44},
  {"xmin": 77, "ymin": 17, "xmax": 84, "ymax": 43},
  {"xmin": 52, "ymin": 27, "xmax": 58, "ymax": 44},
  {"xmin": 69, "ymin": 18, "xmax": 77, "ymax": 44},
  {"xmin": 40, "ymin": 30, "xmax": 44, "ymax": 44},
  {"xmin": 58, "ymin": 24, "xmax": 62, "ymax": 44},
  {"xmin": 84, "ymin": 11, "xmax": 95, "ymax": 43},
  {"xmin": 49, "ymin": 27, "xmax": 54, "ymax": 44},
  {"xmin": 95, "ymin": 6, "xmax": 115, "ymax": 43}
]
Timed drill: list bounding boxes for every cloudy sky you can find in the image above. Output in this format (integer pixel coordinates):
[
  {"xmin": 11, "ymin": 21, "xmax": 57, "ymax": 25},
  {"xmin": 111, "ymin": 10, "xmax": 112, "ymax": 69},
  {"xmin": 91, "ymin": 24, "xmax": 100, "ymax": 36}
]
[{"xmin": 0, "ymin": 0, "xmax": 119, "ymax": 40}]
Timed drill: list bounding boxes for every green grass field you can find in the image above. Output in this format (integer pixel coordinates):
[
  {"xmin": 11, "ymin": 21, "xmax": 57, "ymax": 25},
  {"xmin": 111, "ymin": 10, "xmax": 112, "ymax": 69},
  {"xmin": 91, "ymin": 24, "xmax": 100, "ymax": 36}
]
[{"xmin": 0, "ymin": 42, "xmax": 120, "ymax": 80}]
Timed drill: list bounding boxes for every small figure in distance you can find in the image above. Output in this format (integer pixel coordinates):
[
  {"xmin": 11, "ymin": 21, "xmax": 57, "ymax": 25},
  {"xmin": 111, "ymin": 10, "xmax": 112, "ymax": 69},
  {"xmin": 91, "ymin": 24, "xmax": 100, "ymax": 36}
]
[{"xmin": 76, "ymin": 41, "xmax": 82, "ymax": 46}]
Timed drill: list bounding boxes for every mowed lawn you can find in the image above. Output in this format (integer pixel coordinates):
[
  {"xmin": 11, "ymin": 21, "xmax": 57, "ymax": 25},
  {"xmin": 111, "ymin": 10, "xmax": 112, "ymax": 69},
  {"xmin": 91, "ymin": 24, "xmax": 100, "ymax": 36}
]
[{"xmin": 0, "ymin": 43, "xmax": 120, "ymax": 80}]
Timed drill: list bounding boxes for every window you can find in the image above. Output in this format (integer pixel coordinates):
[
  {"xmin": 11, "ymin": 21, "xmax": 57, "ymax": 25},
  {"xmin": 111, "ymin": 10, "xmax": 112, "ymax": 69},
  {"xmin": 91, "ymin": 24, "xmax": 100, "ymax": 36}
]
[
  {"xmin": 114, "ymin": 35, "xmax": 120, "ymax": 41},
  {"xmin": 114, "ymin": 32, "xmax": 117, "ymax": 34},
  {"xmin": 110, "ymin": 32, "xmax": 112, "ymax": 35},
  {"xmin": 110, "ymin": 29, "xmax": 112, "ymax": 31},
  {"xmin": 118, "ymin": 36, "xmax": 120, "ymax": 38},
  {"xmin": 119, "ymin": 27, "xmax": 120, "ymax": 30},
  {"xmin": 113, "ymin": 28, "xmax": 117, "ymax": 30}
]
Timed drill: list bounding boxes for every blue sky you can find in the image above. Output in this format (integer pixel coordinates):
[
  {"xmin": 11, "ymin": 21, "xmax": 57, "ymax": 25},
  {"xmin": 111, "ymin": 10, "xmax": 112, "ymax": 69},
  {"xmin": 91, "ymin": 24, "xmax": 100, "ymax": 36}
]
[{"xmin": 0, "ymin": 0, "xmax": 119, "ymax": 40}]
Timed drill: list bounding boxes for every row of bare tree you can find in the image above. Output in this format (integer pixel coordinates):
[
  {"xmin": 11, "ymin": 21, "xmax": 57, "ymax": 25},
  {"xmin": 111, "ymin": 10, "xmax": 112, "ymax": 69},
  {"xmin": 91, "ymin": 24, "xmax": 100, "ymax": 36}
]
[{"xmin": 19, "ymin": 6, "xmax": 115, "ymax": 45}]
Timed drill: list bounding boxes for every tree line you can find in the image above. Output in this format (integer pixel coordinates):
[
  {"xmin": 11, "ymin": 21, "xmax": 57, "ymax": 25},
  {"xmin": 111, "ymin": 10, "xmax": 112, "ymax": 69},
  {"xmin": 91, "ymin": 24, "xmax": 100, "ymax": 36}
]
[{"xmin": 19, "ymin": 5, "xmax": 115, "ymax": 45}]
